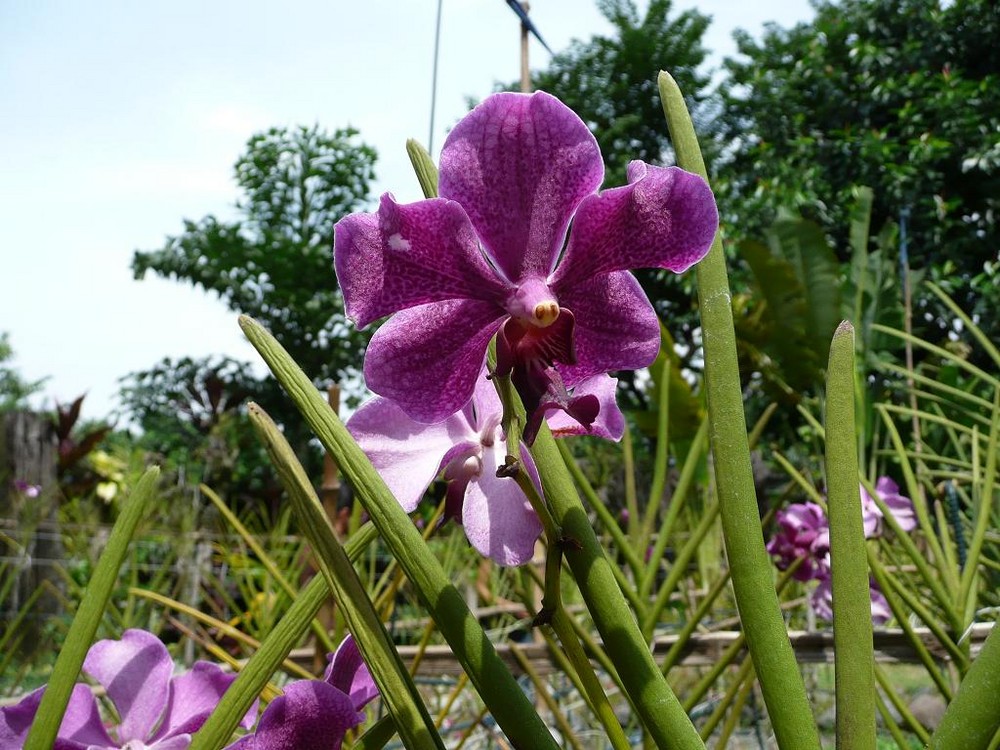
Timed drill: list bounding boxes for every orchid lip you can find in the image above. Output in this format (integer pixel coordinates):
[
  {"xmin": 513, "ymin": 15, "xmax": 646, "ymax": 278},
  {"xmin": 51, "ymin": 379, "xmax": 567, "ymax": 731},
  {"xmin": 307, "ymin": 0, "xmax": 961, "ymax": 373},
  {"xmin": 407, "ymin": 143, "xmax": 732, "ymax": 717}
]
[{"xmin": 505, "ymin": 277, "xmax": 560, "ymax": 328}]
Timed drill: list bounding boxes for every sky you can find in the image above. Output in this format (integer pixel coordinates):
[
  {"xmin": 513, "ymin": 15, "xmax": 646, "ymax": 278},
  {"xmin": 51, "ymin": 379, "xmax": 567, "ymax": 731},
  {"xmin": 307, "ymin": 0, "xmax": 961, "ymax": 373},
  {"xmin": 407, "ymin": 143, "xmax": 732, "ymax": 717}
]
[{"xmin": 0, "ymin": 0, "xmax": 813, "ymax": 423}]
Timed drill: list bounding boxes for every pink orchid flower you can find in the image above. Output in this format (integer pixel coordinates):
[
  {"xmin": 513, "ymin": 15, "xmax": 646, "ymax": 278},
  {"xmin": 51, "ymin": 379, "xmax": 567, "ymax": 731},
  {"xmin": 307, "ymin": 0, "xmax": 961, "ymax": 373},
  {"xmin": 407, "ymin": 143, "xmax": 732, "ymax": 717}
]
[
  {"xmin": 334, "ymin": 91, "xmax": 717, "ymax": 438},
  {"xmin": 227, "ymin": 635, "xmax": 377, "ymax": 750},
  {"xmin": 347, "ymin": 373, "xmax": 623, "ymax": 566},
  {"xmin": 0, "ymin": 629, "xmax": 256, "ymax": 750}
]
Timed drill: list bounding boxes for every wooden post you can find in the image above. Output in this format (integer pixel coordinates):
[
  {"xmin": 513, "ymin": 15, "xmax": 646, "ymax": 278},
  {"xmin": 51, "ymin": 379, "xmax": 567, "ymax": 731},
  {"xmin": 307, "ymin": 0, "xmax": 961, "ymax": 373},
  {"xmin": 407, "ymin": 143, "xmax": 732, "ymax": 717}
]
[
  {"xmin": 0, "ymin": 411, "xmax": 63, "ymax": 642},
  {"xmin": 520, "ymin": 2, "xmax": 531, "ymax": 93}
]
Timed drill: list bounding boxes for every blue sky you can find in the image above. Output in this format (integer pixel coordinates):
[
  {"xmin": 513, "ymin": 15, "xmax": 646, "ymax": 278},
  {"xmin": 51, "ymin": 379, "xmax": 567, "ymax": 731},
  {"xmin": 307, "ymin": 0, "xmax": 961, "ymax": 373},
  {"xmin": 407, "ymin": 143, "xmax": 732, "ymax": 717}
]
[{"xmin": 0, "ymin": 0, "xmax": 812, "ymax": 421}]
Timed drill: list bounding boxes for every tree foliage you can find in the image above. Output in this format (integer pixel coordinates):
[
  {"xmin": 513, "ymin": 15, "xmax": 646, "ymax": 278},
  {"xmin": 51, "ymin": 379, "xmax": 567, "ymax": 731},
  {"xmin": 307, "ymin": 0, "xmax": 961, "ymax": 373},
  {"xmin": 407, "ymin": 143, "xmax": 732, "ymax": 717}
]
[
  {"xmin": 523, "ymin": 0, "xmax": 712, "ymax": 188},
  {"xmin": 117, "ymin": 356, "xmax": 282, "ymax": 513},
  {"xmin": 0, "ymin": 333, "xmax": 46, "ymax": 412},
  {"xmin": 717, "ymin": 0, "xmax": 1000, "ymax": 286},
  {"xmin": 132, "ymin": 125, "xmax": 378, "ymax": 386}
]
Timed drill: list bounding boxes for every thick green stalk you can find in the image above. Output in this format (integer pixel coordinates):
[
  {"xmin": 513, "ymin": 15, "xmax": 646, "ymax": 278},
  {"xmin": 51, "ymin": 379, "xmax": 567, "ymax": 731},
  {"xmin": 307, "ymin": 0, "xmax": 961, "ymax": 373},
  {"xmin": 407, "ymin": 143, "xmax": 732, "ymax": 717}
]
[
  {"xmin": 825, "ymin": 322, "xmax": 877, "ymax": 750},
  {"xmin": 190, "ymin": 523, "xmax": 379, "ymax": 750},
  {"xmin": 550, "ymin": 608, "xmax": 632, "ymax": 750},
  {"xmin": 657, "ymin": 69, "xmax": 820, "ymax": 749},
  {"xmin": 930, "ymin": 620, "xmax": 1000, "ymax": 750},
  {"xmin": 240, "ymin": 315, "xmax": 559, "ymax": 750},
  {"xmin": 530, "ymin": 425, "xmax": 705, "ymax": 750},
  {"xmin": 24, "ymin": 467, "xmax": 159, "ymax": 750},
  {"xmin": 249, "ymin": 404, "xmax": 445, "ymax": 750}
]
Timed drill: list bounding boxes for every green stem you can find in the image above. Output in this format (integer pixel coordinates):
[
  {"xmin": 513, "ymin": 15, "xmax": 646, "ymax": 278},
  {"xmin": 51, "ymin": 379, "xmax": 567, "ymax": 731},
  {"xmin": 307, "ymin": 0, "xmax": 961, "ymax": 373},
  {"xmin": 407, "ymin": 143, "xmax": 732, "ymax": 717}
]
[
  {"xmin": 24, "ymin": 467, "xmax": 159, "ymax": 750},
  {"xmin": 249, "ymin": 404, "xmax": 445, "ymax": 750},
  {"xmin": 550, "ymin": 608, "xmax": 633, "ymax": 750},
  {"xmin": 530, "ymin": 423, "xmax": 705, "ymax": 749},
  {"xmin": 929, "ymin": 620, "xmax": 1000, "ymax": 750},
  {"xmin": 825, "ymin": 321, "xmax": 877, "ymax": 750},
  {"xmin": 658, "ymin": 69, "xmax": 820, "ymax": 749},
  {"xmin": 190, "ymin": 523, "xmax": 380, "ymax": 750},
  {"xmin": 556, "ymin": 439, "xmax": 644, "ymax": 580},
  {"xmin": 240, "ymin": 315, "xmax": 560, "ymax": 750}
]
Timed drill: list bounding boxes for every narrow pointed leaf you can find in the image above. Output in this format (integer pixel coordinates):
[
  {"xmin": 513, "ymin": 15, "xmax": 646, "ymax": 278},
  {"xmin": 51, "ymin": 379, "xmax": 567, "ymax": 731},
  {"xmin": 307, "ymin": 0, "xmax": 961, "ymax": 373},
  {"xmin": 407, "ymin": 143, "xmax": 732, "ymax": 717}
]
[
  {"xmin": 23, "ymin": 467, "xmax": 159, "ymax": 750},
  {"xmin": 248, "ymin": 403, "xmax": 445, "ymax": 750},
  {"xmin": 239, "ymin": 314, "xmax": 560, "ymax": 750}
]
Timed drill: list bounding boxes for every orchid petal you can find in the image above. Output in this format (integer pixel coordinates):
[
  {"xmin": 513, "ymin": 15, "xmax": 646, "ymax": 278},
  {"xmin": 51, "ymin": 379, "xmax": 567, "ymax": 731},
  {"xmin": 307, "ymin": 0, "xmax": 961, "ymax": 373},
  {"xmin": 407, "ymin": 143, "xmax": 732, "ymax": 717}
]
[
  {"xmin": 152, "ymin": 661, "xmax": 256, "ymax": 741},
  {"xmin": 870, "ymin": 583, "xmax": 892, "ymax": 625},
  {"xmin": 439, "ymin": 91, "xmax": 603, "ymax": 282},
  {"xmin": 0, "ymin": 684, "xmax": 114, "ymax": 750},
  {"xmin": 875, "ymin": 476, "xmax": 917, "ymax": 532},
  {"xmin": 334, "ymin": 194, "xmax": 507, "ymax": 328},
  {"xmin": 324, "ymin": 635, "xmax": 378, "ymax": 712},
  {"xmin": 546, "ymin": 375, "xmax": 625, "ymax": 440},
  {"xmin": 363, "ymin": 299, "xmax": 506, "ymax": 423},
  {"xmin": 242, "ymin": 681, "xmax": 362, "ymax": 750},
  {"xmin": 347, "ymin": 394, "xmax": 476, "ymax": 511},
  {"xmin": 553, "ymin": 271, "xmax": 660, "ymax": 385},
  {"xmin": 82, "ymin": 628, "xmax": 173, "ymax": 742},
  {"xmin": 462, "ymin": 439, "xmax": 543, "ymax": 566},
  {"xmin": 552, "ymin": 162, "xmax": 718, "ymax": 288}
]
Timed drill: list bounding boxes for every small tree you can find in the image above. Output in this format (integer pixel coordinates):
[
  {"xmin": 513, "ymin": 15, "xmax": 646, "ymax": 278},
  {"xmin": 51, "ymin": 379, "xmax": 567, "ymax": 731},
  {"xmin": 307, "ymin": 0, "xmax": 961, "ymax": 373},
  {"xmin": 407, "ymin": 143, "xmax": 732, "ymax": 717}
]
[
  {"xmin": 0, "ymin": 333, "xmax": 47, "ymax": 413},
  {"xmin": 132, "ymin": 125, "xmax": 378, "ymax": 389}
]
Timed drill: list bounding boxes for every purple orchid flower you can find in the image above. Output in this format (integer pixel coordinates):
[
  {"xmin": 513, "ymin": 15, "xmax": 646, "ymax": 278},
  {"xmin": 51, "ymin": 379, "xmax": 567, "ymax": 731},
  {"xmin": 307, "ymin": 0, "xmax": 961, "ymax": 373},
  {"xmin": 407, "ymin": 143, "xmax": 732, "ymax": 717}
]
[
  {"xmin": 334, "ymin": 91, "xmax": 717, "ymax": 438},
  {"xmin": 227, "ymin": 635, "xmax": 377, "ymax": 750},
  {"xmin": 861, "ymin": 476, "xmax": 917, "ymax": 536},
  {"xmin": 810, "ymin": 573, "xmax": 892, "ymax": 625},
  {"xmin": 765, "ymin": 501, "xmax": 830, "ymax": 581},
  {"xmin": 0, "ymin": 629, "xmax": 256, "ymax": 750},
  {"xmin": 347, "ymin": 372, "xmax": 624, "ymax": 566}
]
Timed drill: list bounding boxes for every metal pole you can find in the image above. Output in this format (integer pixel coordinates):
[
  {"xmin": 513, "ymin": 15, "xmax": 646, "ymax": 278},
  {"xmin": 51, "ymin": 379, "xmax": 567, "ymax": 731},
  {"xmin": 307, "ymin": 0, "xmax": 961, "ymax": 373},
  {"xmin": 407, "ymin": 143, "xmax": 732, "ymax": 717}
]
[
  {"xmin": 428, "ymin": 0, "xmax": 445, "ymax": 153},
  {"xmin": 520, "ymin": 2, "xmax": 531, "ymax": 93}
]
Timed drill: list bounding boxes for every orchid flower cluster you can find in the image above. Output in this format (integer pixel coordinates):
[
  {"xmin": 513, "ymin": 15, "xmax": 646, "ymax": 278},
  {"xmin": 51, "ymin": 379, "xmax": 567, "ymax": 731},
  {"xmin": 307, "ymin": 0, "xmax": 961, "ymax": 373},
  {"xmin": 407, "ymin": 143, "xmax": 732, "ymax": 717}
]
[
  {"xmin": 335, "ymin": 90, "xmax": 717, "ymax": 564},
  {"xmin": 0, "ymin": 630, "xmax": 376, "ymax": 750},
  {"xmin": 766, "ymin": 477, "xmax": 917, "ymax": 624}
]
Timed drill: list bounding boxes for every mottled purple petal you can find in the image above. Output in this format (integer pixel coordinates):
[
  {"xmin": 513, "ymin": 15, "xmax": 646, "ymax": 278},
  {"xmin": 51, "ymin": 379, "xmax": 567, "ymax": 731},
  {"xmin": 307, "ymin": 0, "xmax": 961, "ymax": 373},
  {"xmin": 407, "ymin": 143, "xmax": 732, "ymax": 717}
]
[
  {"xmin": 546, "ymin": 375, "xmax": 625, "ymax": 440},
  {"xmin": 334, "ymin": 194, "xmax": 508, "ymax": 328},
  {"xmin": 870, "ymin": 583, "xmax": 892, "ymax": 625},
  {"xmin": 324, "ymin": 636, "xmax": 378, "ymax": 712},
  {"xmin": 554, "ymin": 272, "xmax": 660, "ymax": 385},
  {"xmin": 0, "ymin": 684, "xmax": 114, "ymax": 750},
  {"xmin": 462, "ymin": 440, "xmax": 543, "ymax": 566},
  {"xmin": 810, "ymin": 576, "xmax": 834, "ymax": 620},
  {"xmin": 347, "ymin": 395, "xmax": 476, "ymax": 511},
  {"xmin": 875, "ymin": 476, "xmax": 917, "ymax": 532},
  {"xmin": 82, "ymin": 628, "xmax": 173, "ymax": 742},
  {"xmin": 439, "ymin": 91, "xmax": 603, "ymax": 281},
  {"xmin": 152, "ymin": 661, "xmax": 256, "ymax": 741},
  {"xmin": 859, "ymin": 485, "xmax": 884, "ymax": 539},
  {"xmin": 363, "ymin": 299, "xmax": 506, "ymax": 424},
  {"xmin": 552, "ymin": 162, "xmax": 717, "ymax": 288},
  {"xmin": 244, "ymin": 681, "xmax": 362, "ymax": 750}
]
